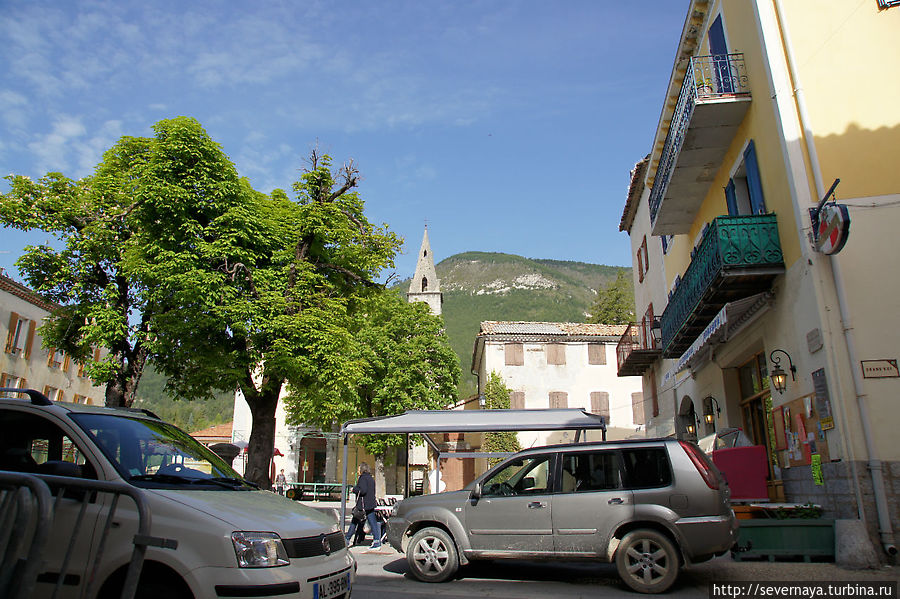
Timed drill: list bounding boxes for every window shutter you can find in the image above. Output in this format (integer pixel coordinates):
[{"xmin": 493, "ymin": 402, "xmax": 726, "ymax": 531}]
[
  {"xmin": 24, "ymin": 320, "xmax": 36, "ymax": 359},
  {"xmin": 48, "ymin": 348, "xmax": 57, "ymax": 367},
  {"xmin": 546, "ymin": 344, "xmax": 566, "ymax": 365},
  {"xmin": 632, "ymin": 392, "xmax": 645, "ymax": 425},
  {"xmin": 590, "ymin": 391, "xmax": 610, "ymax": 420},
  {"xmin": 505, "ymin": 343, "xmax": 524, "ymax": 366},
  {"xmin": 62, "ymin": 354, "xmax": 71, "ymax": 372},
  {"xmin": 725, "ymin": 179, "xmax": 738, "ymax": 216},
  {"xmin": 588, "ymin": 343, "xmax": 606, "ymax": 365},
  {"xmin": 744, "ymin": 140, "xmax": 767, "ymax": 214},
  {"xmin": 509, "ymin": 391, "xmax": 525, "ymax": 410},
  {"xmin": 5, "ymin": 313, "xmax": 19, "ymax": 353},
  {"xmin": 549, "ymin": 392, "xmax": 568, "ymax": 409}
]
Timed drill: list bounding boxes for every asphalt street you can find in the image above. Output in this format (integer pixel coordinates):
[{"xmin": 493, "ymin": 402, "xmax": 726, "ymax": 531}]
[{"xmin": 347, "ymin": 545, "xmax": 898, "ymax": 599}]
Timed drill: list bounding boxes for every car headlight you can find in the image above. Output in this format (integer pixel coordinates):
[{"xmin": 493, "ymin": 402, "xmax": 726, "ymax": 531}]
[{"xmin": 231, "ymin": 532, "xmax": 289, "ymax": 568}]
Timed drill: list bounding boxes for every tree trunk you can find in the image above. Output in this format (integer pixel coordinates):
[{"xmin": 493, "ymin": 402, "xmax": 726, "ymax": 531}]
[
  {"xmin": 374, "ymin": 454, "xmax": 386, "ymax": 501},
  {"xmin": 242, "ymin": 379, "xmax": 282, "ymax": 489},
  {"xmin": 104, "ymin": 347, "xmax": 147, "ymax": 408}
]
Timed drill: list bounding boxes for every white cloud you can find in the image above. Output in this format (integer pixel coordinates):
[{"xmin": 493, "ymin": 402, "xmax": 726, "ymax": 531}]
[{"xmin": 27, "ymin": 116, "xmax": 88, "ymax": 174}]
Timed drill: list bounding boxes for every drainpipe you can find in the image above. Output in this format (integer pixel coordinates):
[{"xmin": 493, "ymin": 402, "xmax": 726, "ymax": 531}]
[{"xmin": 772, "ymin": 0, "xmax": 897, "ymax": 557}]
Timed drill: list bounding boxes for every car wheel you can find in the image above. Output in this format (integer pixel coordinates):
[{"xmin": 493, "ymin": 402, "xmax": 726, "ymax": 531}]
[
  {"xmin": 406, "ymin": 527, "xmax": 459, "ymax": 583},
  {"xmin": 615, "ymin": 529, "xmax": 679, "ymax": 594}
]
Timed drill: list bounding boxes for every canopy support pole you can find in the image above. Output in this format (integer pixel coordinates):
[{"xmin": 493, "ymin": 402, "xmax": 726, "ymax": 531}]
[{"xmin": 341, "ymin": 435, "xmax": 349, "ymax": 532}]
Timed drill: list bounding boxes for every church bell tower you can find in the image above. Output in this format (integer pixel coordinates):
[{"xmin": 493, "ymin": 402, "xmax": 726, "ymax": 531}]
[{"xmin": 407, "ymin": 227, "xmax": 442, "ymax": 315}]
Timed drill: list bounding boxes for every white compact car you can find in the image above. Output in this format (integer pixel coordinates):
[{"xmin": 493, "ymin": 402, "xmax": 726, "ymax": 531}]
[{"xmin": 0, "ymin": 389, "xmax": 354, "ymax": 599}]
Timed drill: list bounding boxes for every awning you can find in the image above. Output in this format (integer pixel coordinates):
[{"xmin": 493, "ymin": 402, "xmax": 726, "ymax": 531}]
[
  {"xmin": 340, "ymin": 408, "xmax": 606, "ymax": 436},
  {"xmin": 338, "ymin": 408, "xmax": 607, "ymax": 518},
  {"xmin": 674, "ymin": 292, "xmax": 774, "ymax": 373}
]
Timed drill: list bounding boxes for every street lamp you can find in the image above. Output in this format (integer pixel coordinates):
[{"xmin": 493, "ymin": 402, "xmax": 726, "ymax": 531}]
[{"xmin": 769, "ymin": 349, "xmax": 797, "ymax": 394}]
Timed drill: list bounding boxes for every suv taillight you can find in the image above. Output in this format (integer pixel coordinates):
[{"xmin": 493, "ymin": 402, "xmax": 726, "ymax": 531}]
[{"xmin": 679, "ymin": 440, "xmax": 719, "ymax": 490}]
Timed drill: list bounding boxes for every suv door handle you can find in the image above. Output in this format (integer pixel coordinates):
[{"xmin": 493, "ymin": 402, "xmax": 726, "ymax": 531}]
[
  {"xmin": 608, "ymin": 497, "xmax": 624, "ymax": 505},
  {"xmin": 527, "ymin": 501, "xmax": 546, "ymax": 509}
]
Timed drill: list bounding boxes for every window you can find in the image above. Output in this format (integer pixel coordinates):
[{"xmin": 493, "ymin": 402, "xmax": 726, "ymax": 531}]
[
  {"xmin": 421, "ymin": 277, "xmax": 428, "ymax": 292},
  {"xmin": 0, "ymin": 410, "xmax": 94, "ymax": 478},
  {"xmin": 482, "ymin": 455, "xmax": 552, "ymax": 496},
  {"xmin": 73, "ymin": 394, "xmax": 89, "ymax": 404},
  {"xmin": 661, "ymin": 234, "xmax": 673, "ymax": 255},
  {"xmin": 877, "ymin": 0, "xmax": 900, "ymax": 8},
  {"xmin": 0, "ymin": 372, "xmax": 26, "ymax": 389},
  {"xmin": 590, "ymin": 391, "xmax": 610, "ymax": 420},
  {"xmin": 587, "ymin": 343, "xmax": 607, "ymax": 365},
  {"xmin": 546, "ymin": 343, "xmax": 566, "ymax": 365},
  {"xmin": 509, "ymin": 391, "xmax": 525, "ymax": 410},
  {"xmin": 48, "ymin": 348, "xmax": 70, "ymax": 371},
  {"xmin": 621, "ymin": 447, "xmax": 672, "ymax": 489},
  {"xmin": 43, "ymin": 386, "xmax": 65, "ymax": 402},
  {"xmin": 559, "ymin": 450, "xmax": 623, "ymax": 493},
  {"xmin": 725, "ymin": 140, "xmax": 767, "ymax": 216},
  {"xmin": 637, "ymin": 236, "xmax": 649, "ymax": 283},
  {"xmin": 5, "ymin": 313, "xmax": 35, "ymax": 358},
  {"xmin": 632, "ymin": 392, "xmax": 645, "ymax": 425},
  {"xmin": 549, "ymin": 392, "xmax": 568, "ymax": 409},
  {"xmin": 641, "ymin": 303, "xmax": 656, "ymax": 349},
  {"xmin": 505, "ymin": 343, "xmax": 524, "ymax": 366}
]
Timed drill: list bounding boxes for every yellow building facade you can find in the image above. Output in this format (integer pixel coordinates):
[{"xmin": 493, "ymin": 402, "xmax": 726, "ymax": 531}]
[{"xmin": 618, "ymin": 0, "xmax": 900, "ymax": 559}]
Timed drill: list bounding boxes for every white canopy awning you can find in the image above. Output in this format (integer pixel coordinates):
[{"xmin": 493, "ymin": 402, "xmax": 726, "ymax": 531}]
[{"xmin": 340, "ymin": 408, "xmax": 606, "ymax": 436}]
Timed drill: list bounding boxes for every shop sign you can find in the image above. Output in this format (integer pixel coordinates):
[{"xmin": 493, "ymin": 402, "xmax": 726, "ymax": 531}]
[
  {"xmin": 861, "ymin": 359, "xmax": 899, "ymax": 379},
  {"xmin": 814, "ymin": 203, "xmax": 851, "ymax": 255}
]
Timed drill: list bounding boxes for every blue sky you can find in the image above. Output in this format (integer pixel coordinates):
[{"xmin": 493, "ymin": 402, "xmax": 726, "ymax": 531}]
[{"xmin": 1, "ymin": 1, "xmax": 686, "ymax": 283}]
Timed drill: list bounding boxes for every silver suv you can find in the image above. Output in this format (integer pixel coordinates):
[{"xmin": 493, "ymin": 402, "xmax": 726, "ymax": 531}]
[{"xmin": 386, "ymin": 438, "xmax": 737, "ymax": 593}]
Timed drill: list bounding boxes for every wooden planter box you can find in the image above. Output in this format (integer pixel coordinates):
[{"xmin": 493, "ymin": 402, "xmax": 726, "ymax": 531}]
[{"xmin": 733, "ymin": 519, "xmax": 835, "ymax": 562}]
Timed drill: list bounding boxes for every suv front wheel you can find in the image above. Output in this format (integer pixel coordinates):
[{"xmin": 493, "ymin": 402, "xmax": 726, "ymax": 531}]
[
  {"xmin": 406, "ymin": 527, "xmax": 459, "ymax": 583},
  {"xmin": 614, "ymin": 529, "xmax": 679, "ymax": 594}
]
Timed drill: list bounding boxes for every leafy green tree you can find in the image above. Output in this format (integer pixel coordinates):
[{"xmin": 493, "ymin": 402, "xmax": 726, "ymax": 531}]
[
  {"xmin": 481, "ymin": 372, "xmax": 521, "ymax": 466},
  {"xmin": 287, "ymin": 290, "xmax": 460, "ymax": 459},
  {"xmin": 586, "ymin": 269, "xmax": 635, "ymax": 325},
  {"xmin": 140, "ymin": 148, "xmax": 401, "ymax": 488},
  {"xmin": 0, "ymin": 118, "xmax": 245, "ymax": 407}
]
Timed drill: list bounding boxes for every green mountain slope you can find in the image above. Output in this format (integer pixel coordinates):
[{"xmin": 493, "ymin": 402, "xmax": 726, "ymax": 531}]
[{"xmin": 403, "ymin": 251, "xmax": 632, "ymax": 398}]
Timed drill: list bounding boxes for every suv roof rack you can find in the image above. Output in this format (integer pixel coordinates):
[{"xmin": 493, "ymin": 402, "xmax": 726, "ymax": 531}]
[{"xmin": 0, "ymin": 387, "xmax": 52, "ymax": 406}]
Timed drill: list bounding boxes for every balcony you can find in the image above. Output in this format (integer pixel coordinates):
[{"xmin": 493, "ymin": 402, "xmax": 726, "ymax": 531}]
[
  {"xmin": 617, "ymin": 319, "xmax": 662, "ymax": 377},
  {"xmin": 649, "ymin": 54, "xmax": 752, "ymax": 236},
  {"xmin": 660, "ymin": 215, "xmax": 785, "ymax": 359}
]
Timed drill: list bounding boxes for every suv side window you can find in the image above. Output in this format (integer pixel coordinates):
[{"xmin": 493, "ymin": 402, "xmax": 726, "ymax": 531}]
[
  {"xmin": 620, "ymin": 447, "xmax": 671, "ymax": 489},
  {"xmin": 482, "ymin": 455, "xmax": 552, "ymax": 496},
  {"xmin": 559, "ymin": 450, "xmax": 623, "ymax": 493},
  {"xmin": 0, "ymin": 409, "xmax": 97, "ymax": 479}
]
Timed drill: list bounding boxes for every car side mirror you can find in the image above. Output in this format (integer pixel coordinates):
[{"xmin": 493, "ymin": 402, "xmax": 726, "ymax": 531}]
[{"xmin": 470, "ymin": 482, "xmax": 482, "ymax": 503}]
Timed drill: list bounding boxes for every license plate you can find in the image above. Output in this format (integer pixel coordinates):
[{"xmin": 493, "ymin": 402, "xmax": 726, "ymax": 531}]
[{"xmin": 313, "ymin": 572, "xmax": 350, "ymax": 599}]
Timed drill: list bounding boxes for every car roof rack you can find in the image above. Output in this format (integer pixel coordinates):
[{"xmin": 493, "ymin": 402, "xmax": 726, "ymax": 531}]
[{"xmin": 0, "ymin": 387, "xmax": 52, "ymax": 406}]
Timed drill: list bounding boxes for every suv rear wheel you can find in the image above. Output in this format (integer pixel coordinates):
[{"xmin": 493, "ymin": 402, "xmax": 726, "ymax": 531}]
[
  {"xmin": 615, "ymin": 529, "xmax": 679, "ymax": 594},
  {"xmin": 406, "ymin": 527, "xmax": 459, "ymax": 583}
]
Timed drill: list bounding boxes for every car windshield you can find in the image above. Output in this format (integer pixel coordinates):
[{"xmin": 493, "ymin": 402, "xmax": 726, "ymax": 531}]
[{"xmin": 71, "ymin": 413, "xmax": 252, "ymax": 490}]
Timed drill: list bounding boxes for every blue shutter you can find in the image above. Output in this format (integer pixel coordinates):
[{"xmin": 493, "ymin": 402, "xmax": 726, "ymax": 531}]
[
  {"xmin": 744, "ymin": 140, "xmax": 766, "ymax": 214},
  {"xmin": 725, "ymin": 179, "xmax": 738, "ymax": 215}
]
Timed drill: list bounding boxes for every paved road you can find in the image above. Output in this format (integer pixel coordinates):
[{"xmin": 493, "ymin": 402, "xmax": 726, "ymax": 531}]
[{"xmin": 347, "ymin": 546, "xmax": 898, "ymax": 599}]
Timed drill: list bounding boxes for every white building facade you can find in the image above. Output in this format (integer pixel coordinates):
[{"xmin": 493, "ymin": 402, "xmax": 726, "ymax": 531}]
[
  {"xmin": 1, "ymin": 273, "xmax": 105, "ymax": 405},
  {"xmin": 471, "ymin": 321, "xmax": 645, "ymax": 447}
]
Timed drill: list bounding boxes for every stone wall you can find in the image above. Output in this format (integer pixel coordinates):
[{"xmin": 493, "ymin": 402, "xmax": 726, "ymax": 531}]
[{"xmin": 781, "ymin": 459, "xmax": 899, "ymax": 561}]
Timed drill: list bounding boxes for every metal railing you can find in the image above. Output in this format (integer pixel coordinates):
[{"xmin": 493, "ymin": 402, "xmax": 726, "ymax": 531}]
[
  {"xmin": 0, "ymin": 471, "xmax": 177, "ymax": 599},
  {"xmin": 615, "ymin": 319, "xmax": 661, "ymax": 371},
  {"xmin": 649, "ymin": 54, "xmax": 750, "ymax": 225},
  {"xmin": 660, "ymin": 214, "xmax": 783, "ymax": 354}
]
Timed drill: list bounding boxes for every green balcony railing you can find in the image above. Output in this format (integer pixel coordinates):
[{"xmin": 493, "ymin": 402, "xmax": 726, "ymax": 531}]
[{"xmin": 660, "ymin": 215, "xmax": 784, "ymax": 356}]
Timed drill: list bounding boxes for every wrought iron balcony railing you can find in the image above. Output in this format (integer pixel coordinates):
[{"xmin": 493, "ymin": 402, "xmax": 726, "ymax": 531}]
[
  {"xmin": 660, "ymin": 214, "xmax": 784, "ymax": 357},
  {"xmin": 649, "ymin": 54, "xmax": 750, "ymax": 226},
  {"xmin": 616, "ymin": 318, "xmax": 662, "ymax": 377}
]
